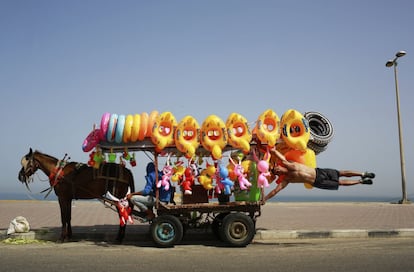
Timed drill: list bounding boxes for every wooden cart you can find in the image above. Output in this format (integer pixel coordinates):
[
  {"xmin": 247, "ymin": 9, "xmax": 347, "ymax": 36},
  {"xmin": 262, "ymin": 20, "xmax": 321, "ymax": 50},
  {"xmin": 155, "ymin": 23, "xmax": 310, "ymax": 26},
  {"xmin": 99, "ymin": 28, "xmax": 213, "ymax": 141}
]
[{"xmin": 100, "ymin": 140, "xmax": 263, "ymax": 247}]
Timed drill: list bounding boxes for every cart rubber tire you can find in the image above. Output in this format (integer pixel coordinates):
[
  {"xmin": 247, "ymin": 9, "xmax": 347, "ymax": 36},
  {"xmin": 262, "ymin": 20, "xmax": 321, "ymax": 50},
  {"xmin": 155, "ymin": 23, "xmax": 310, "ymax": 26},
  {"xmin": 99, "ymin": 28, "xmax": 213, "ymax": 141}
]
[
  {"xmin": 150, "ymin": 215, "xmax": 183, "ymax": 248},
  {"xmin": 212, "ymin": 212, "xmax": 229, "ymax": 240},
  {"xmin": 219, "ymin": 213, "xmax": 255, "ymax": 247}
]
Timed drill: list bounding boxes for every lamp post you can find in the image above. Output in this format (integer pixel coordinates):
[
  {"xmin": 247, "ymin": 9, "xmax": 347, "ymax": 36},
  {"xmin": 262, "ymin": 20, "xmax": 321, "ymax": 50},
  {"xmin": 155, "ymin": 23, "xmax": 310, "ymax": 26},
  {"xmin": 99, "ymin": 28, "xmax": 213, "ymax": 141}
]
[{"xmin": 385, "ymin": 50, "xmax": 410, "ymax": 204}]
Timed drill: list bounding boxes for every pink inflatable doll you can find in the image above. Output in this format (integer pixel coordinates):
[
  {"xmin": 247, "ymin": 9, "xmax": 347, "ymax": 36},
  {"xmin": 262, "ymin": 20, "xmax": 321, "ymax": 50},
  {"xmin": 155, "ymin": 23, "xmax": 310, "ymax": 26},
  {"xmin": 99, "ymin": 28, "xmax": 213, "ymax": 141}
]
[
  {"xmin": 158, "ymin": 163, "xmax": 172, "ymax": 191},
  {"xmin": 229, "ymin": 157, "xmax": 252, "ymax": 190},
  {"xmin": 253, "ymin": 147, "xmax": 271, "ymax": 188}
]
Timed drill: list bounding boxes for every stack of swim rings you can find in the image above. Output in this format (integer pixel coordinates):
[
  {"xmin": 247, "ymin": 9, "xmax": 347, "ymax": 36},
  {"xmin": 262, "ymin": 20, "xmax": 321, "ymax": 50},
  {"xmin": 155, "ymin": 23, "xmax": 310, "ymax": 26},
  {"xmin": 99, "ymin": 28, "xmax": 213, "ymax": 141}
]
[{"xmin": 82, "ymin": 109, "xmax": 334, "ymax": 159}]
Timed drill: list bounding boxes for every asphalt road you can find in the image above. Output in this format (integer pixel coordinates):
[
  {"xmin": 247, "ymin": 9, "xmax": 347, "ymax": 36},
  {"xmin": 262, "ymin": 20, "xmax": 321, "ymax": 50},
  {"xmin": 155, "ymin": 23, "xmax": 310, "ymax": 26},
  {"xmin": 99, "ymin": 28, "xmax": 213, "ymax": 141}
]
[{"xmin": 1, "ymin": 238, "xmax": 413, "ymax": 272}]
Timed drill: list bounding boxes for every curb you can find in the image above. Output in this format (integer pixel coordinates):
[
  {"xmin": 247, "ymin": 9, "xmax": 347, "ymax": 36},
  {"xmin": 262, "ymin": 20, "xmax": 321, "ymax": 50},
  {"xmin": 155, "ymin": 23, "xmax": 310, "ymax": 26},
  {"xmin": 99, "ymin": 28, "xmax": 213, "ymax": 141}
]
[
  {"xmin": 2, "ymin": 228, "xmax": 414, "ymax": 243},
  {"xmin": 255, "ymin": 229, "xmax": 414, "ymax": 240}
]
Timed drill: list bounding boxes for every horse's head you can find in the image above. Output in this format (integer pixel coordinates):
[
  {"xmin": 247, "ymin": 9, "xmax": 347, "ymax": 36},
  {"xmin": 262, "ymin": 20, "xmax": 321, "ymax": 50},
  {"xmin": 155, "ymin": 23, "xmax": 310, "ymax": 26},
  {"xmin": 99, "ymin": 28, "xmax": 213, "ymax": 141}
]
[{"xmin": 18, "ymin": 148, "xmax": 39, "ymax": 185}]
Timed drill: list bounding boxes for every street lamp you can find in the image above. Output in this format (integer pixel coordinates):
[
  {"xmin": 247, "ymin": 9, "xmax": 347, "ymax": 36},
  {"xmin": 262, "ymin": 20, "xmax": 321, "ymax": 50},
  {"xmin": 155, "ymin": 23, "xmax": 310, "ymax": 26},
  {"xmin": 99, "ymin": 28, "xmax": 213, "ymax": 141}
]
[{"xmin": 385, "ymin": 50, "xmax": 410, "ymax": 204}]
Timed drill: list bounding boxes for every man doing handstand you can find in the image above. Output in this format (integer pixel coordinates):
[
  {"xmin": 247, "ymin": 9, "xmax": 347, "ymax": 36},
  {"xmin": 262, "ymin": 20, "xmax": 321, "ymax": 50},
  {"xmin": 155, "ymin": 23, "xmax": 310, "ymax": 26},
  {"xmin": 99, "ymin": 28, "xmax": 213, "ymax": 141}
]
[{"xmin": 264, "ymin": 148, "xmax": 375, "ymax": 202}]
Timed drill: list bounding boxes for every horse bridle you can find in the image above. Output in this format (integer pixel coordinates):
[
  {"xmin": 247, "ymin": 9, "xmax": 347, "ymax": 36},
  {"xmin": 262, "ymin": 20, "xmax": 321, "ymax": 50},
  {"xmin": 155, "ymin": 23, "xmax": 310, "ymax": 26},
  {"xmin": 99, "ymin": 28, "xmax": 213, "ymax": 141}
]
[{"xmin": 21, "ymin": 153, "xmax": 39, "ymax": 181}]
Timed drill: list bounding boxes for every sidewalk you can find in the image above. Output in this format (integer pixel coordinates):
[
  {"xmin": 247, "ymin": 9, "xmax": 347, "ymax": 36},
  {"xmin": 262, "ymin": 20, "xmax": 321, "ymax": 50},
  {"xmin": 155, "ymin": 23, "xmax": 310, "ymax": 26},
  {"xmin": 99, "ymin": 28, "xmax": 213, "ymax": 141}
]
[{"xmin": 1, "ymin": 200, "xmax": 414, "ymax": 242}]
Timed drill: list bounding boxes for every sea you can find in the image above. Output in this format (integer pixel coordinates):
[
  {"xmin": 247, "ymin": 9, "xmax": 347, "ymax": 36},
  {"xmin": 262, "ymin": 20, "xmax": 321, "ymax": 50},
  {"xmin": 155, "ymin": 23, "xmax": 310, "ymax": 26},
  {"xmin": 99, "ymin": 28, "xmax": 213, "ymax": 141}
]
[{"xmin": 0, "ymin": 192, "xmax": 402, "ymax": 203}]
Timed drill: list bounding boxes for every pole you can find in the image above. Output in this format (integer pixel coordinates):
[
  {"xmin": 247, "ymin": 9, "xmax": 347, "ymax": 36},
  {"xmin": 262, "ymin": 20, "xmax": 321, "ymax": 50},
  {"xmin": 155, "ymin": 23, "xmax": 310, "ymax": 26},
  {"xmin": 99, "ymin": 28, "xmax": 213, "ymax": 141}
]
[{"xmin": 393, "ymin": 62, "xmax": 410, "ymax": 204}]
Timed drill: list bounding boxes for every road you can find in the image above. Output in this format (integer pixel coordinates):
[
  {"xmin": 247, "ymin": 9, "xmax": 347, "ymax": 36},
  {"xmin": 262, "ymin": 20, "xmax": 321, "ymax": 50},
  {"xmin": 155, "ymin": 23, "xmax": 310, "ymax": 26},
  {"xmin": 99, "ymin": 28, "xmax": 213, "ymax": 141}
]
[{"xmin": 1, "ymin": 238, "xmax": 413, "ymax": 272}]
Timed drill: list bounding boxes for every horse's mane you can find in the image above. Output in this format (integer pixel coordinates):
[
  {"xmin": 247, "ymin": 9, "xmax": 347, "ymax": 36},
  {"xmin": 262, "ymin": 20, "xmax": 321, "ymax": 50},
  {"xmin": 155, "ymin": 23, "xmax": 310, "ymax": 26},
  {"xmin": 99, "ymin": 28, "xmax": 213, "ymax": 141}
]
[{"xmin": 34, "ymin": 150, "xmax": 58, "ymax": 161}]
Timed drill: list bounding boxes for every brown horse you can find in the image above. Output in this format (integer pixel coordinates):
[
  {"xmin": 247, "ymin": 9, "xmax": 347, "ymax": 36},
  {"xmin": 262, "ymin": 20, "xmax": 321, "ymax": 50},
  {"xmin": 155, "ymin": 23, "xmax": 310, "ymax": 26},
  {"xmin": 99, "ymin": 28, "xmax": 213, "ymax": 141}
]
[{"xmin": 18, "ymin": 148, "xmax": 135, "ymax": 242}]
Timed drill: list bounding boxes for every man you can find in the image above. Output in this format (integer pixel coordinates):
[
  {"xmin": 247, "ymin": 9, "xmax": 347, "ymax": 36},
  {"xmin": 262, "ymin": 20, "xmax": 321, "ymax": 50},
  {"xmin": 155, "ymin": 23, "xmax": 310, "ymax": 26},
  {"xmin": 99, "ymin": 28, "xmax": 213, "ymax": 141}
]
[
  {"xmin": 127, "ymin": 162, "xmax": 171, "ymax": 220},
  {"xmin": 264, "ymin": 148, "xmax": 375, "ymax": 202}
]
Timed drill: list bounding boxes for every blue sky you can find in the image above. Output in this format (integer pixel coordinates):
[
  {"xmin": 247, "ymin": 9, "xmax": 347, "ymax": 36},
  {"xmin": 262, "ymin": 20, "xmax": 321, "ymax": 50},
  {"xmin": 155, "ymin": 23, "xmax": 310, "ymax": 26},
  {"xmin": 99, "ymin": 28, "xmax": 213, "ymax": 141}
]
[{"xmin": 1, "ymin": 0, "xmax": 413, "ymax": 201}]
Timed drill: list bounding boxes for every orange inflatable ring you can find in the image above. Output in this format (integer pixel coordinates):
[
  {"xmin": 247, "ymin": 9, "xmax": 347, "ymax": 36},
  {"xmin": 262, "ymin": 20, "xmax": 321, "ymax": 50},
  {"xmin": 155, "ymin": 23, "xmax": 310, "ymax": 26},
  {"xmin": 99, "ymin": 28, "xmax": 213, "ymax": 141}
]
[
  {"xmin": 138, "ymin": 112, "xmax": 148, "ymax": 141},
  {"xmin": 200, "ymin": 114, "xmax": 227, "ymax": 160},
  {"xmin": 280, "ymin": 109, "xmax": 310, "ymax": 151},
  {"xmin": 174, "ymin": 115, "xmax": 200, "ymax": 159},
  {"xmin": 226, "ymin": 112, "xmax": 252, "ymax": 154},
  {"xmin": 255, "ymin": 109, "xmax": 280, "ymax": 147},
  {"xmin": 130, "ymin": 114, "xmax": 141, "ymax": 142},
  {"xmin": 151, "ymin": 111, "xmax": 177, "ymax": 152}
]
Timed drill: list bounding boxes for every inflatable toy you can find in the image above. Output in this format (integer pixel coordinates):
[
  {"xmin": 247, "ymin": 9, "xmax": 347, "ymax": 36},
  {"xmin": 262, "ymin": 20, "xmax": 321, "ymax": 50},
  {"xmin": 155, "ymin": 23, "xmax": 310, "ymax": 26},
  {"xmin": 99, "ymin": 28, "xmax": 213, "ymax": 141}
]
[
  {"xmin": 146, "ymin": 110, "xmax": 159, "ymax": 138},
  {"xmin": 82, "ymin": 128, "xmax": 101, "ymax": 152},
  {"xmin": 218, "ymin": 164, "xmax": 234, "ymax": 195},
  {"xmin": 106, "ymin": 113, "xmax": 118, "ymax": 142},
  {"xmin": 226, "ymin": 112, "xmax": 252, "ymax": 154},
  {"xmin": 175, "ymin": 115, "xmax": 200, "ymax": 159},
  {"xmin": 253, "ymin": 147, "xmax": 271, "ymax": 188},
  {"xmin": 158, "ymin": 163, "xmax": 172, "ymax": 191},
  {"xmin": 255, "ymin": 109, "xmax": 280, "ymax": 147},
  {"xmin": 200, "ymin": 114, "xmax": 227, "ymax": 160},
  {"xmin": 151, "ymin": 111, "xmax": 177, "ymax": 152},
  {"xmin": 100, "ymin": 112, "xmax": 111, "ymax": 140},
  {"xmin": 280, "ymin": 109, "xmax": 310, "ymax": 151},
  {"xmin": 130, "ymin": 114, "xmax": 141, "ymax": 142},
  {"xmin": 229, "ymin": 156, "xmax": 252, "ymax": 190},
  {"xmin": 138, "ymin": 112, "xmax": 148, "ymax": 141},
  {"xmin": 115, "ymin": 114, "xmax": 125, "ymax": 144},
  {"xmin": 171, "ymin": 161, "xmax": 185, "ymax": 183},
  {"xmin": 182, "ymin": 167, "xmax": 195, "ymax": 195},
  {"xmin": 198, "ymin": 163, "xmax": 216, "ymax": 190},
  {"xmin": 122, "ymin": 114, "xmax": 134, "ymax": 143},
  {"xmin": 106, "ymin": 189, "xmax": 133, "ymax": 227}
]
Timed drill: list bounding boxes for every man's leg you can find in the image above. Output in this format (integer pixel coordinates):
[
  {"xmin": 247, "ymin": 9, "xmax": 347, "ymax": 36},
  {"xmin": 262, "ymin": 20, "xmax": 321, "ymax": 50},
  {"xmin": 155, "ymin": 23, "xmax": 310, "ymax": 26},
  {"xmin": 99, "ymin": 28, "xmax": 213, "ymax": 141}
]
[{"xmin": 338, "ymin": 170, "xmax": 375, "ymax": 178}]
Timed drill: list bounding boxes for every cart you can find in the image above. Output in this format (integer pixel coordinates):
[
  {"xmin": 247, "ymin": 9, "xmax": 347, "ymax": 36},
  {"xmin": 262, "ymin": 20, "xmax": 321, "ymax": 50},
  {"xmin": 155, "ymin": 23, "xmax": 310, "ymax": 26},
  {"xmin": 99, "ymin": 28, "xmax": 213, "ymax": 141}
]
[{"xmin": 99, "ymin": 139, "xmax": 263, "ymax": 247}]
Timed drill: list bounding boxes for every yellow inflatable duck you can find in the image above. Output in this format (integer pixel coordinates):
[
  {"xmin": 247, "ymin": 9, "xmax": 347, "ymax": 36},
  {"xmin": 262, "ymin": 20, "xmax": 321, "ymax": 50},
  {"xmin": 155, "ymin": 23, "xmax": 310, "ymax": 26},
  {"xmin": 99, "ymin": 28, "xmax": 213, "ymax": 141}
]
[
  {"xmin": 151, "ymin": 111, "xmax": 177, "ymax": 152},
  {"xmin": 280, "ymin": 109, "xmax": 310, "ymax": 151},
  {"xmin": 198, "ymin": 163, "xmax": 216, "ymax": 190},
  {"xmin": 226, "ymin": 112, "xmax": 252, "ymax": 154},
  {"xmin": 200, "ymin": 114, "xmax": 228, "ymax": 160},
  {"xmin": 255, "ymin": 109, "xmax": 280, "ymax": 147},
  {"xmin": 175, "ymin": 115, "xmax": 200, "ymax": 159}
]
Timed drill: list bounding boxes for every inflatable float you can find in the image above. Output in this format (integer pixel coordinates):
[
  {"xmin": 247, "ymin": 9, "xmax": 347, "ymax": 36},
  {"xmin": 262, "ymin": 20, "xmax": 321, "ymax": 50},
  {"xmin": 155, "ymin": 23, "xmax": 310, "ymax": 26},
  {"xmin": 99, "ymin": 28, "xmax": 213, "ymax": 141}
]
[
  {"xmin": 200, "ymin": 114, "xmax": 228, "ymax": 160},
  {"xmin": 255, "ymin": 109, "xmax": 280, "ymax": 147},
  {"xmin": 226, "ymin": 112, "xmax": 252, "ymax": 154},
  {"xmin": 151, "ymin": 111, "xmax": 177, "ymax": 152},
  {"xmin": 174, "ymin": 115, "xmax": 200, "ymax": 159},
  {"xmin": 280, "ymin": 109, "xmax": 310, "ymax": 151}
]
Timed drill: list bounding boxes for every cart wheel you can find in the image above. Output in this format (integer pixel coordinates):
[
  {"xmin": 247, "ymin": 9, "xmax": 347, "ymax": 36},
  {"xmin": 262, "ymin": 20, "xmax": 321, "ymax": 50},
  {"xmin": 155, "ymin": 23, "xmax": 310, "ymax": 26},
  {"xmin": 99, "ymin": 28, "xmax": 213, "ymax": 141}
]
[
  {"xmin": 150, "ymin": 215, "xmax": 183, "ymax": 248},
  {"xmin": 212, "ymin": 212, "xmax": 228, "ymax": 240},
  {"xmin": 219, "ymin": 213, "xmax": 255, "ymax": 247}
]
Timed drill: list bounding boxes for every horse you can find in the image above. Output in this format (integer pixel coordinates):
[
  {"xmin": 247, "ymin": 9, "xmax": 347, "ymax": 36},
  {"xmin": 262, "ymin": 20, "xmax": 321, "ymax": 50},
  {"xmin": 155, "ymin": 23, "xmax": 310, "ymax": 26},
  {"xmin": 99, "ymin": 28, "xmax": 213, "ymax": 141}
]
[{"xmin": 18, "ymin": 148, "xmax": 135, "ymax": 243}]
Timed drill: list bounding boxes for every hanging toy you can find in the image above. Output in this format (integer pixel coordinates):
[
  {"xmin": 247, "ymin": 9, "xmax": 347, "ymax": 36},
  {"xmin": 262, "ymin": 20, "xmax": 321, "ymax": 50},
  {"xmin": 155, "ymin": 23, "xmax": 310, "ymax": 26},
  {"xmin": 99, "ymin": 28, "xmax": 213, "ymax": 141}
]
[
  {"xmin": 229, "ymin": 156, "xmax": 252, "ymax": 190},
  {"xmin": 93, "ymin": 147, "xmax": 104, "ymax": 169},
  {"xmin": 253, "ymin": 147, "xmax": 271, "ymax": 188},
  {"xmin": 157, "ymin": 154, "xmax": 172, "ymax": 191},
  {"xmin": 106, "ymin": 188, "xmax": 133, "ymax": 227},
  {"xmin": 108, "ymin": 148, "xmax": 116, "ymax": 163},
  {"xmin": 218, "ymin": 163, "xmax": 234, "ymax": 195},
  {"xmin": 129, "ymin": 152, "xmax": 137, "ymax": 167},
  {"xmin": 198, "ymin": 162, "xmax": 216, "ymax": 191}
]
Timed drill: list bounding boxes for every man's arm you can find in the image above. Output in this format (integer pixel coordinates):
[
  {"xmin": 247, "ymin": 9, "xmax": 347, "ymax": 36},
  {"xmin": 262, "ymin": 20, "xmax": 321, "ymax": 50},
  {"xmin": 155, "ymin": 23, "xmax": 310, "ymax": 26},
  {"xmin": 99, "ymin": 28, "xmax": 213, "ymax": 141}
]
[
  {"xmin": 264, "ymin": 179, "xmax": 289, "ymax": 202},
  {"xmin": 269, "ymin": 147, "xmax": 287, "ymax": 164}
]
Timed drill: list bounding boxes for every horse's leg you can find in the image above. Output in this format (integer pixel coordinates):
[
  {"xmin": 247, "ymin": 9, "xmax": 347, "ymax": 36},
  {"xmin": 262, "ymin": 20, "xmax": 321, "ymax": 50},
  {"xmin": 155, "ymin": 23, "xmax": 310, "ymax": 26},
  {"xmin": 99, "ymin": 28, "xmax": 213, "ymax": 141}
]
[
  {"xmin": 115, "ymin": 207, "xmax": 126, "ymax": 243},
  {"xmin": 116, "ymin": 224, "xmax": 126, "ymax": 243},
  {"xmin": 58, "ymin": 198, "xmax": 72, "ymax": 242}
]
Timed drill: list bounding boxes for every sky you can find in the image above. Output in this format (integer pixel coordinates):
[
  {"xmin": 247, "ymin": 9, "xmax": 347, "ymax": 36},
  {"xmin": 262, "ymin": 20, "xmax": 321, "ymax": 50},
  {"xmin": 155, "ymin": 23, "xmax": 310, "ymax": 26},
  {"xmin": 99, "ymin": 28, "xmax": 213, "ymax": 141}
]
[{"xmin": 1, "ymin": 0, "xmax": 413, "ymax": 202}]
